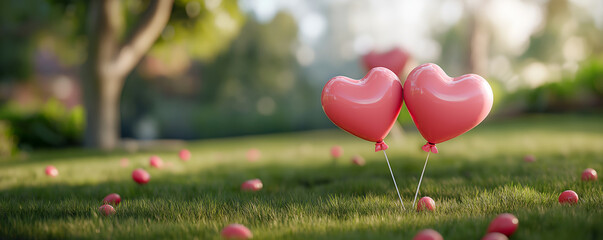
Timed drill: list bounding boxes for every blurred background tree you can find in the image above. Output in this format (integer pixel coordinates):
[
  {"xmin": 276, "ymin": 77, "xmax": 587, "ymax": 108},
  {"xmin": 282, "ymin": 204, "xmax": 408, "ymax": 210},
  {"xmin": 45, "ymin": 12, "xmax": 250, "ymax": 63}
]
[
  {"xmin": 0, "ymin": 0, "xmax": 248, "ymax": 150},
  {"xmin": 83, "ymin": 0, "xmax": 173, "ymax": 150}
]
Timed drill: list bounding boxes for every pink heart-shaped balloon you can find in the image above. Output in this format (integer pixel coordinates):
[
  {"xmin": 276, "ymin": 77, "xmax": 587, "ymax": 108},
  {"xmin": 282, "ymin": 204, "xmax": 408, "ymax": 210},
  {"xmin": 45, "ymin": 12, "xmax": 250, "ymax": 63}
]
[
  {"xmin": 404, "ymin": 63, "xmax": 493, "ymax": 152},
  {"xmin": 322, "ymin": 67, "xmax": 403, "ymax": 151},
  {"xmin": 362, "ymin": 47, "xmax": 409, "ymax": 76}
]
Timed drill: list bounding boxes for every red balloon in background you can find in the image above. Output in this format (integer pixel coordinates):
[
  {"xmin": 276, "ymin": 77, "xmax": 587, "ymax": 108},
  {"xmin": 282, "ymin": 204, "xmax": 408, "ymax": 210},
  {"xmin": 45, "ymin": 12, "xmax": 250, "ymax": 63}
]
[
  {"xmin": 362, "ymin": 47, "xmax": 410, "ymax": 76},
  {"xmin": 404, "ymin": 63, "xmax": 493, "ymax": 153},
  {"xmin": 321, "ymin": 67, "xmax": 403, "ymax": 151}
]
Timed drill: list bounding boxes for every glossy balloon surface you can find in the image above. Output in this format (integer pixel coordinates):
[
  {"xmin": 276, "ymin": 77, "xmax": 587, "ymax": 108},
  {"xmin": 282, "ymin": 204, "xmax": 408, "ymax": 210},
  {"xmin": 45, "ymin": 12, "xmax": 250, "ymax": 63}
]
[
  {"xmin": 404, "ymin": 63, "xmax": 493, "ymax": 144},
  {"xmin": 322, "ymin": 67, "xmax": 403, "ymax": 143}
]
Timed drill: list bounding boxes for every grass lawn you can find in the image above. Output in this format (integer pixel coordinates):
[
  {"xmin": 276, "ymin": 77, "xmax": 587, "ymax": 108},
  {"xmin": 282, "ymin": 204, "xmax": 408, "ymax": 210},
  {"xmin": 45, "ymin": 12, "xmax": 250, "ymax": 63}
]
[{"xmin": 1, "ymin": 114, "xmax": 602, "ymax": 239}]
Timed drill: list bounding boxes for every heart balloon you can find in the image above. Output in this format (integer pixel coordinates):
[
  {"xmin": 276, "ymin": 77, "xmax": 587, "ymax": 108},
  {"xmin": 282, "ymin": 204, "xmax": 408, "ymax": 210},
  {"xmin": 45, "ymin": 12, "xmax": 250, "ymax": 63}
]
[
  {"xmin": 322, "ymin": 67, "xmax": 403, "ymax": 151},
  {"xmin": 404, "ymin": 63, "xmax": 493, "ymax": 153},
  {"xmin": 362, "ymin": 47, "xmax": 409, "ymax": 76}
]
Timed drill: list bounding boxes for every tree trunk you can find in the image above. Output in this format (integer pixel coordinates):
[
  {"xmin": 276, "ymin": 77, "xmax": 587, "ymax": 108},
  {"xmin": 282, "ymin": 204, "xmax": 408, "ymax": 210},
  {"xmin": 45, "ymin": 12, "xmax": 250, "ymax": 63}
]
[
  {"xmin": 83, "ymin": 72, "xmax": 124, "ymax": 150},
  {"xmin": 83, "ymin": 0, "xmax": 173, "ymax": 150}
]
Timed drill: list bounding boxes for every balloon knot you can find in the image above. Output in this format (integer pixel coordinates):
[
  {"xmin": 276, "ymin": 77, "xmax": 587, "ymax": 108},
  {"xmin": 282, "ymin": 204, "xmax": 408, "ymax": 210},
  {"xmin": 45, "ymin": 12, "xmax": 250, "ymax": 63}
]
[
  {"xmin": 421, "ymin": 142, "xmax": 438, "ymax": 153},
  {"xmin": 375, "ymin": 140, "xmax": 389, "ymax": 152}
]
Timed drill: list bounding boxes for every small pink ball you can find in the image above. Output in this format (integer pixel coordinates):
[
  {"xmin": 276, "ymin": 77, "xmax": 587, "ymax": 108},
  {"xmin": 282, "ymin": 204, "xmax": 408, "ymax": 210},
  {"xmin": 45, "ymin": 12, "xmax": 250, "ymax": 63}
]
[
  {"xmin": 120, "ymin": 158, "xmax": 129, "ymax": 167},
  {"xmin": 241, "ymin": 179, "xmax": 263, "ymax": 192},
  {"xmin": 132, "ymin": 169, "xmax": 150, "ymax": 185},
  {"xmin": 558, "ymin": 190, "xmax": 579, "ymax": 204},
  {"xmin": 417, "ymin": 196, "xmax": 435, "ymax": 212},
  {"xmin": 482, "ymin": 232, "xmax": 509, "ymax": 240},
  {"xmin": 179, "ymin": 149, "xmax": 191, "ymax": 161},
  {"xmin": 45, "ymin": 165, "xmax": 59, "ymax": 177},
  {"xmin": 581, "ymin": 168, "xmax": 597, "ymax": 181},
  {"xmin": 523, "ymin": 155, "xmax": 535, "ymax": 162},
  {"xmin": 330, "ymin": 146, "xmax": 343, "ymax": 158},
  {"xmin": 412, "ymin": 229, "xmax": 443, "ymax": 240},
  {"xmin": 103, "ymin": 193, "xmax": 122, "ymax": 206},
  {"xmin": 221, "ymin": 224, "xmax": 253, "ymax": 239},
  {"xmin": 351, "ymin": 155, "xmax": 365, "ymax": 166},
  {"xmin": 215, "ymin": 152, "xmax": 225, "ymax": 161},
  {"xmin": 149, "ymin": 156, "xmax": 163, "ymax": 168},
  {"xmin": 165, "ymin": 162, "xmax": 174, "ymax": 168},
  {"xmin": 246, "ymin": 148, "xmax": 261, "ymax": 162},
  {"xmin": 487, "ymin": 213, "xmax": 518, "ymax": 236},
  {"xmin": 99, "ymin": 204, "xmax": 116, "ymax": 216}
]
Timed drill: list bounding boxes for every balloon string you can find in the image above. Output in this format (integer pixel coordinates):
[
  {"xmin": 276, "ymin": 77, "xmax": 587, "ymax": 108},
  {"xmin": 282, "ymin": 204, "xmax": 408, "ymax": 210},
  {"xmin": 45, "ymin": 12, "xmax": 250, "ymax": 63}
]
[
  {"xmin": 412, "ymin": 151, "xmax": 431, "ymax": 208},
  {"xmin": 383, "ymin": 150, "xmax": 406, "ymax": 210}
]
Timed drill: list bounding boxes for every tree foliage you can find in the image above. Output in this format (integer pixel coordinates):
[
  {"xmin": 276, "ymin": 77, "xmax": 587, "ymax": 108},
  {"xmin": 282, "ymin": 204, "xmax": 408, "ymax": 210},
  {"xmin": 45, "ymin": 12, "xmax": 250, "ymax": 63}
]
[{"xmin": 0, "ymin": 0, "xmax": 245, "ymax": 83}]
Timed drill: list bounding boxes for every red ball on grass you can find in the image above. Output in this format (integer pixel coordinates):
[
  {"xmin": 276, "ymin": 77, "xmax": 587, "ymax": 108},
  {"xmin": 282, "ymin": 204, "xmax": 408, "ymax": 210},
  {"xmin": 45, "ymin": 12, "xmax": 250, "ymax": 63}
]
[
  {"xmin": 45, "ymin": 165, "xmax": 59, "ymax": 177},
  {"xmin": 99, "ymin": 204, "xmax": 116, "ymax": 216},
  {"xmin": 149, "ymin": 156, "xmax": 164, "ymax": 168},
  {"xmin": 103, "ymin": 193, "xmax": 121, "ymax": 206},
  {"xmin": 246, "ymin": 148, "xmax": 261, "ymax": 162},
  {"xmin": 351, "ymin": 155, "xmax": 365, "ymax": 166},
  {"xmin": 412, "ymin": 229, "xmax": 443, "ymax": 240},
  {"xmin": 581, "ymin": 168, "xmax": 597, "ymax": 181},
  {"xmin": 523, "ymin": 155, "xmax": 535, "ymax": 162},
  {"xmin": 132, "ymin": 168, "xmax": 150, "ymax": 184},
  {"xmin": 179, "ymin": 149, "xmax": 191, "ymax": 161},
  {"xmin": 487, "ymin": 213, "xmax": 518, "ymax": 237},
  {"xmin": 241, "ymin": 179, "xmax": 263, "ymax": 192},
  {"xmin": 482, "ymin": 232, "xmax": 508, "ymax": 240},
  {"xmin": 558, "ymin": 190, "xmax": 578, "ymax": 204},
  {"xmin": 417, "ymin": 196, "xmax": 435, "ymax": 212},
  {"xmin": 120, "ymin": 158, "xmax": 129, "ymax": 167},
  {"xmin": 221, "ymin": 224, "xmax": 253, "ymax": 239},
  {"xmin": 330, "ymin": 146, "xmax": 343, "ymax": 158}
]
